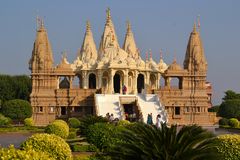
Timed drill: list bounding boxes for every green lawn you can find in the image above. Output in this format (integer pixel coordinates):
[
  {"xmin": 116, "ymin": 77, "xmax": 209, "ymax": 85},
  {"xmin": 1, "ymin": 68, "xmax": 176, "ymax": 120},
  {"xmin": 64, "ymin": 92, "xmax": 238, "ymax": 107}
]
[{"xmin": 0, "ymin": 126, "xmax": 45, "ymax": 133}]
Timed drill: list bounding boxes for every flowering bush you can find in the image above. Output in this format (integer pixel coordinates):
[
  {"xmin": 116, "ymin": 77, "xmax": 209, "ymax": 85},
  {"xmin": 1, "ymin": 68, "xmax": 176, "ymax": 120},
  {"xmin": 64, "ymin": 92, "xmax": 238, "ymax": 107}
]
[
  {"xmin": 0, "ymin": 145, "xmax": 52, "ymax": 160},
  {"xmin": 215, "ymin": 134, "xmax": 240, "ymax": 160},
  {"xmin": 21, "ymin": 133, "xmax": 72, "ymax": 160}
]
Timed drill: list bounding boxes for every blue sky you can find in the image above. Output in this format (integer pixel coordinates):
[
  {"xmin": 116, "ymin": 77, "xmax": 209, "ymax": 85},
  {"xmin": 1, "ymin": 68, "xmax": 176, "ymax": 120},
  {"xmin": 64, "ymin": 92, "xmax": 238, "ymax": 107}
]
[{"xmin": 0, "ymin": 0, "xmax": 239, "ymax": 105}]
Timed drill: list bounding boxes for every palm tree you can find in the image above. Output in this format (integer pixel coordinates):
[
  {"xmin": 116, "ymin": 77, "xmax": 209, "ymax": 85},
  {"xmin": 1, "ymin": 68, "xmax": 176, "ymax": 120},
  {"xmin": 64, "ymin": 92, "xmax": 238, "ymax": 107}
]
[{"xmin": 107, "ymin": 123, "xmax": 219, "ymax": 160}]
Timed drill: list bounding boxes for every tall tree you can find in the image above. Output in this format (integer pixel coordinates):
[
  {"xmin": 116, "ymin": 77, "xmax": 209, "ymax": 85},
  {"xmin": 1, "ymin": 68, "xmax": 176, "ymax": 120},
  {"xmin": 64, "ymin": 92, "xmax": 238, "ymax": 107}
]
[
  {"xmin": 222, "ymin": 90, "xmax": 240, "ymax": 101},
  {"xmin": 0, "ymin": 75, "xmax": 31, "ymax": 102},
  {"xmin": 219, "ymin": 90, "xmax": 240, "ymax": 119}
]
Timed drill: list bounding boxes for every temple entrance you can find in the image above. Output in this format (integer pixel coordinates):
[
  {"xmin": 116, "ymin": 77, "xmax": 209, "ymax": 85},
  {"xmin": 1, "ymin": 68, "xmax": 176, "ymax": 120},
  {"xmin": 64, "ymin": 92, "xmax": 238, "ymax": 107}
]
[
  {"xmin": 114, "ymin": 73, "xmax": 121, "ymax": 93},
  {"xmin": 61, "ymin": 107, "xmax": 66, "ymax": 115},
  {"xmin": 137, "ymin": 74, "xmax": 145, "ymax": 93},
  {"xmin": 89, "ymin": 73, "xmax": 96, "ymax": 89},
  {"xmin": 123, "ymin": 103, "xmax": 139, "ymax": 122}
]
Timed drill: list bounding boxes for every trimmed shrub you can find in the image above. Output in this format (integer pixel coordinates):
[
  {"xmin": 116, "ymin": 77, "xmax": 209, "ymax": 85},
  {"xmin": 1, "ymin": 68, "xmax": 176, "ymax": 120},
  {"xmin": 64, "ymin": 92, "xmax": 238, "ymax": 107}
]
[
  {"xmin": 215, "ymin": 134, "xmax": 240, "ymax": 160},
  {"xmin": 24, "ymin": 117, "xmax": 33, "ymax": 127},
  {"xmin": 68, "ymin": 117, "xmax": 81, "ymax": 128},
  {"xmin": 0, "ymin": 145, "xmax": 53, "ymax": 160},
  {"xmin": 0, "ymin": 113, "xmax": 11, "ymax": 126},
  {"xmin": 1, "ymin": 99, "xmax": 32, "ymax": 121},
  {"xmin": 229, "ymin": 118, "xmax": 239, "ymax": 128},
  {"xmin": 68, "ymin": 131, "xmax": 77, "ymax": 139},
  {"xmin": 80, "ymin": 115, "xmax": 108, "ymax": 136},
  {"xmin": 21, "ymin": 133, "xmax": 72, "ymax": 160},
  {"xmin": 117, "ymin": 120, "xmax": 130, "ymax": 126},
  {"xmin": 219, "ymin": 118, "xmax": 229, "ymax": 126},
  {"xmin": 86, "ymin": 123, "xmax": 122, "ymax": 152},
  {"xmin": 54, "ymin": 119, "xmax": 68, "ymax": 126},
  {"xmin": 45, "ymin": 120, "xmax": 69, "ymax": 139}
]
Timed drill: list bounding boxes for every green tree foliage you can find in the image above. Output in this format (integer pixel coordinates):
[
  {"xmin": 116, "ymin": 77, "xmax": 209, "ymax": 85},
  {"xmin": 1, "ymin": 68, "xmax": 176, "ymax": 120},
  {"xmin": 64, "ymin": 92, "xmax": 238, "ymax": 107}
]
[
  {"xmin": 228, "ymin": 118, "xmax": 239, "ymax": 128},
  {"xmin": 219, "ymin": 118, "xmax": 229, "ymax": 126},
  {"xmin": 1, "ymin": 99, "xmax": 32, "ymax": 121},
  {"xmin": 208, "ymin": 105, "xmax": 219, "ymax": 113},
  {"xmin": 222, "ymin": 90, "xmax": 240, "ymax": 101},
  {"xmin": 79, "ymin": 115, "xmax": 108, "ymax": 136},
  {"xmin": 0, "ymin": 75, "xmax": 31, "ymax": 102},
  {"xmin": 107, "ymin": 123, "xmax": 219, "ymax": 160},
  {"xmin": 0, "ymin": 145, "xmax": 53, "ymax": 160},
  {"xmin": 86, "ymin": 123, "xmax": 122, "ymax": 152},
  {"xmin": 45, "ymin": 120, "xmax": 69, "ymax": 139},
  {"xmin": 21, "ymin": 133, "xmax": 72, "ymax": 160},
  {"xmin": 215, "ymin": 134, "xmax": 240, "ymax": 160},
  {"xmin": 219, "ymin": 100, "xmax": 240, "ymax": 119},
  {"xmin": 218, "ymin": 90, "xmax": 240, "ymax": 119},
  {"xmin": 68, "ymin": 117, "xmax": 81, "ymax": 128}
]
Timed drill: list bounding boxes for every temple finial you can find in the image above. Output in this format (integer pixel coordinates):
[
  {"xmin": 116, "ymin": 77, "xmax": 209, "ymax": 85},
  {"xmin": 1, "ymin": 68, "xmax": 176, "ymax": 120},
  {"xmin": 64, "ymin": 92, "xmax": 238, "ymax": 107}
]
[
  {"xmin": 173, "ymin": 51, "xmax": 177, "ymax": 62},
  {"xmin": 146, "ymin": 51, "xmax": 148, "ymax": 61},
  {"xmin": 126, "ymin": 20, "xmax": 131, "ymax": 33},
  {"xmin": 149, "ymin": 49, "xmax": 152, "ymax": 59},
  {"xmin": 197, "ymin": 14, "xmax": 200, "ymax": 32},
  {"xmin": 86, "ymin": 20, "xmax": 91, "ymax": 33},
  {"xmin": 106, "ymin": 8, "xmax": 111, "ymax": 21},
  {"xmin": 193, "ymin": 22, "xmax": 197, "ymax": 33},
  {"xmin": 160, "ymin": 49, "xmax": 163, "ymax": 59}
]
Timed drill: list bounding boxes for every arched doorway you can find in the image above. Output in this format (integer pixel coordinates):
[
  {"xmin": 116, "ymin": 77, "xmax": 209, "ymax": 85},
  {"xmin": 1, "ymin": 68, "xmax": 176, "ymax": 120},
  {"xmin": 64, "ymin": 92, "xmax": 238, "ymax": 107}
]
[
  {"xmin": 114, "ymin": 73, "xmax": 121, "ymax": 93},
  {"xmin": 89, "ymin": 73, "xmax": 96, "ymax": 89},
  {"xmin": 137, "ymin": 74, "xmax": 144, "ymax": 93}
]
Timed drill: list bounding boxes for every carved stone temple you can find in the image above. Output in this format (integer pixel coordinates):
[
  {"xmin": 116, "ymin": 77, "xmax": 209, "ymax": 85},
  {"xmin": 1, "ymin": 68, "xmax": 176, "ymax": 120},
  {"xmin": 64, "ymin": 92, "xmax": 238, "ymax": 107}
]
[{"xmin": 29, "ymin": 9, "xmax": 217, "ymax": 126}]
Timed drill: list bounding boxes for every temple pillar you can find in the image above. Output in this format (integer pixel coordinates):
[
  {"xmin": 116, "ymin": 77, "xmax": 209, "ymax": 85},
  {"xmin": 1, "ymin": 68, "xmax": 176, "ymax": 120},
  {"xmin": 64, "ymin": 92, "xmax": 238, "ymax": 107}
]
[
  {"xmin": 133, "ymin": 71, "xmax": 138, "ymax": 94},
  {"xmin": 109, "ymin": 70, "xmax": 114, "ymax": 94},
  {"xmin": 124, "ymin": 70, "xmax": 128, "ymax": 94},
  {"xmin": 97, "ymin": 72, "xmax": 102, "ymax": 89},
  {"xmin": 82, "ymin": 71, "xmax": 87, "ymax": 89}
]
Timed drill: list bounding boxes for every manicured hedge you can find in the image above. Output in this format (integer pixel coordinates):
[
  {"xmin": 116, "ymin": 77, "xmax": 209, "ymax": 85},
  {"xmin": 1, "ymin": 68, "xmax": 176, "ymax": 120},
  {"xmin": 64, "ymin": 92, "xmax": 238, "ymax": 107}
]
[
  {"xmin": 219, "ymin": 118, "xmax": 229, "ymax": 126},
  {"xmin": 68, "ymin": 118, "xmax": 81, "ymax": 128},
  {"xmin": 24, "ymin": 117, "xmax": 33, "ymax": 127},
  {"xmin": 0, "ymin": 113, "xmax": 11, "ymax": 126},
  {"xmin": 21, "ymin": 133, "xmax": 72, "ymax": 160},
  {"xmin": 215, "ymin": 134, "xmax": 240, "ymax": 160},
  {"xmin": 45, "ymin": 120, "xmax": 69, "ymax": 139},
  {"xmin": 229, "ymin": 118, "xmax": 239, "ymax": 128},
  {"xmin": 1, "ymin": 99, "xmax": 32, "ymax": 121}
]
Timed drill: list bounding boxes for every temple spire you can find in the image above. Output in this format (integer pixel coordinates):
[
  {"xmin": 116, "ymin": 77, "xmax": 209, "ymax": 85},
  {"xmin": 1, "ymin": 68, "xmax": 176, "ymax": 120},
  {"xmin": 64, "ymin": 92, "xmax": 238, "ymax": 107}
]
[
  {"xmin": 80, "ymin": 21, "xmax": 97, "ymax": 63},
  {"xmin": 122, "ymin": 20, "xmax": 139, "ymax": 58},
  {"xmin": 29, "ymin": 20, "xmax": 53, "ymax": 71},
  {"xmin": 184, "ymin": 24, "xmax": 207, "ymax": 73},
  {"xmin": 98, "ymin": 8, "xmax": 120, "ymax": 56}
]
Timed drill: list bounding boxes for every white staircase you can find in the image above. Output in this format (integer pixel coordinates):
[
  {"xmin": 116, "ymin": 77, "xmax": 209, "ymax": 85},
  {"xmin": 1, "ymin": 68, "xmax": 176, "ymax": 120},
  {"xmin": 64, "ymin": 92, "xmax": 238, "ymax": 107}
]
[
  {"xmin": 94, "ymin": 94, "xmax": 167, "ymax": 124},
  {"xmin": 137, "ymin": 94, "xmax": 167, "ymax": 124}
]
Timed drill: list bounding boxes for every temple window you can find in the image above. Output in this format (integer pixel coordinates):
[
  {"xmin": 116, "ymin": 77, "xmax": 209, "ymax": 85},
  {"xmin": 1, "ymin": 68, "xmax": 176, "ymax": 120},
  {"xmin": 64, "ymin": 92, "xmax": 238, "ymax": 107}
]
[
  {"xmin": 89, "ymin": 73, "xmax": 96, "ymax": 89},
  {"xmin": 59, "ymin": 76, "xmax": 70, "ymax": 89},
  {"xmin": 38, "ymin": 106, "xmax": 43, "ymax": 112},
  {"xmin": 175, "ymin": 106, "xmax": 180, "ymax": 115}
]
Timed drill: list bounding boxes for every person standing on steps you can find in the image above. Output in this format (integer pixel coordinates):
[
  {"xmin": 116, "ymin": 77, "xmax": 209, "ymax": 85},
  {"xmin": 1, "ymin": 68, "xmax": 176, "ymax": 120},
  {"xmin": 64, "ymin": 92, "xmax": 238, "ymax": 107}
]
[
  {"xmin": 156, "ymin": 114, "xmax": 162, "ymax": 129},
  {"xmin": 122, "ymin": 84, "xmax": 127, "ymax": 95},
  {"xmin": 147, "ymin": 113, "xmax": 153, "ymax": 125}
]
